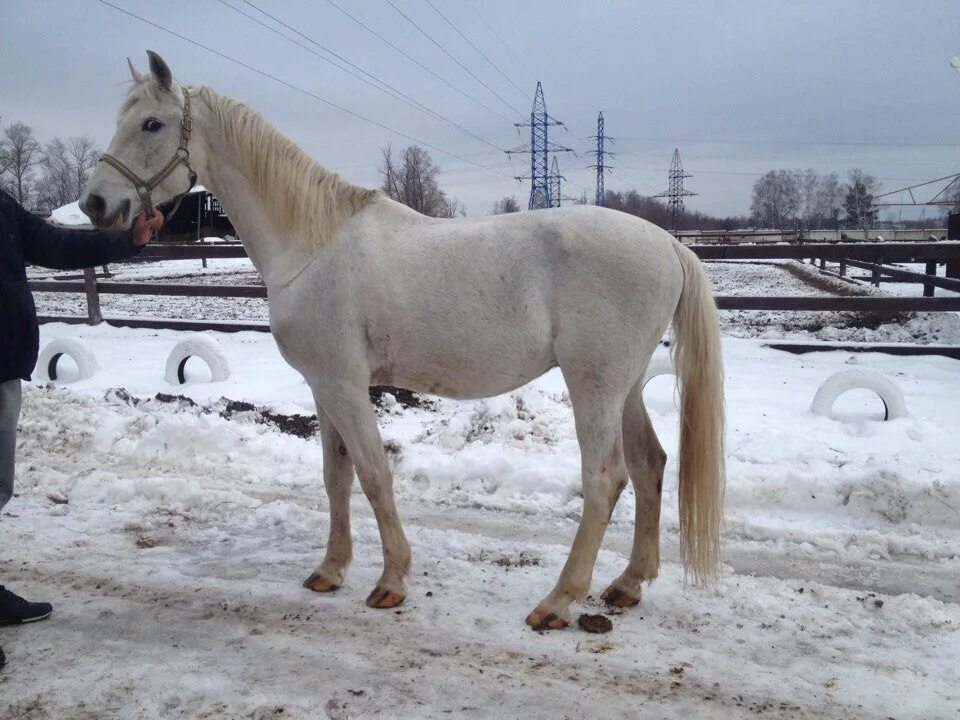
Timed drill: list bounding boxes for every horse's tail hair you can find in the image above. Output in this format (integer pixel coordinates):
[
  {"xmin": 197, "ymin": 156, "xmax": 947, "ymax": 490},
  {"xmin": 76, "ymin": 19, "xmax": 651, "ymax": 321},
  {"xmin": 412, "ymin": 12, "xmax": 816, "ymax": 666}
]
[{"xmin": 670, "ymin": 240, "xmax": 725, "ymax": 583}]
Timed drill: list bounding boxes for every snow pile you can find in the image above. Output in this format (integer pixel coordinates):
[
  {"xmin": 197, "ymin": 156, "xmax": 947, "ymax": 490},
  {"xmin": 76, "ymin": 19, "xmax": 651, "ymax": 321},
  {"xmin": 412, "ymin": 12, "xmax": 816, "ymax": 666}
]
[{"xmin": 47, "ymin": 200, "xmax": 90, "ymax": 227}]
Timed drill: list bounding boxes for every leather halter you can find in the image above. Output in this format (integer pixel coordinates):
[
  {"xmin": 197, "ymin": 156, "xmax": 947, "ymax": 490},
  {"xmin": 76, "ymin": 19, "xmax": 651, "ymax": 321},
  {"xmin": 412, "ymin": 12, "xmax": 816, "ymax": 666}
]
[{"xmin": 99, "ymin": 85, "xmax": 196, "ymax": 220}]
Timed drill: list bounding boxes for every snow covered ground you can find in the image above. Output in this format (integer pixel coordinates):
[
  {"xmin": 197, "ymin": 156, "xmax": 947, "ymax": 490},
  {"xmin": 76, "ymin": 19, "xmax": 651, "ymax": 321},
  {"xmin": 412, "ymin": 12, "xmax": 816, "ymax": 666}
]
[{"xmin": 1, "ymin": 323, "xmax": 958, "ymax": 719}]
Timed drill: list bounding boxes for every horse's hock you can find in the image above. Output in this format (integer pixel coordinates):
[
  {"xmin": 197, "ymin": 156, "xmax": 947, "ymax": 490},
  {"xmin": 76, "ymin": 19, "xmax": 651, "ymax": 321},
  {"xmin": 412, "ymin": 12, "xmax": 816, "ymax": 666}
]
[
  {"xmin": 37, "ymin": 337, "xmax": 100, "ymax": 382},
  {"xmin": 642, "ymin": 357, "xmax": 675, "ymax": 388},
  {"xmin": 165, "ymin": 334, "xmax": 230, "ymax": 385},
  {"xmin": 811, "ymin": 370, "xmax": 907, "ymax": 421}
]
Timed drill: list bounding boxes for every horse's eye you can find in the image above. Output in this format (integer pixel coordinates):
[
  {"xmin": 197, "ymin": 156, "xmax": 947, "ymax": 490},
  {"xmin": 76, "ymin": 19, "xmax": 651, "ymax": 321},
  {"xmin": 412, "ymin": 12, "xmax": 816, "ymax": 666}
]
[{"xmin": 141, "ymin": 117, "xmax": 164, "ymax": 133}]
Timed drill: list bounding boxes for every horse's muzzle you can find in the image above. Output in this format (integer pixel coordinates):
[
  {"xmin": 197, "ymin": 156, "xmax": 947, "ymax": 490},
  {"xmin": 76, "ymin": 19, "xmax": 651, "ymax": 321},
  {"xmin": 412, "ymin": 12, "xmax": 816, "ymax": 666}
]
[{"xmin": 81, "ymin": 195, "xmax": 131, "ymax": 230}]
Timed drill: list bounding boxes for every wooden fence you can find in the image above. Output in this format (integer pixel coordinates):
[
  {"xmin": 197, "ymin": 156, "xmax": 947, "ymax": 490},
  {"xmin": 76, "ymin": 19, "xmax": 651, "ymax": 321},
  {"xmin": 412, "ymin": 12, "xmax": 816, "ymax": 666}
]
[{"xmin": 30, "ymin": 241, "xmax": 960, "ymax": 357}]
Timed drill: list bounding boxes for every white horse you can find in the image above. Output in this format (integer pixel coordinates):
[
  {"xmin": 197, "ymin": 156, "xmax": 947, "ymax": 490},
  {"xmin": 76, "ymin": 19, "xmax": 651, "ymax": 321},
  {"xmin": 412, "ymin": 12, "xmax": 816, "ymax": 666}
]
[{"xmin": 82, "ymin": 52, "xmax": 725, "ymax": 630}]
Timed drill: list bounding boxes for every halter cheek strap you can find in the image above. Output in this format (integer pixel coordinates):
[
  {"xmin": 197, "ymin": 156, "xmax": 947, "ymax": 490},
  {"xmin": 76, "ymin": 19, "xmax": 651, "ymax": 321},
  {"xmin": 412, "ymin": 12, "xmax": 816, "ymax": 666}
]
[{"xmin": 99, "ymin": 86, "xmax": 196, "ymax": 223}]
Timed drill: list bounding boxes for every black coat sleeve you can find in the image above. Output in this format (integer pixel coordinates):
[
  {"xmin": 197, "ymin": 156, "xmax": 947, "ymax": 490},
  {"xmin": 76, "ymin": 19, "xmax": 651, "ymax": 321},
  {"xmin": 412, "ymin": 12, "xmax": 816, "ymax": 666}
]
[{"xmin": 16, "ymin": 203, "xmax": 144, "ymax": 270}]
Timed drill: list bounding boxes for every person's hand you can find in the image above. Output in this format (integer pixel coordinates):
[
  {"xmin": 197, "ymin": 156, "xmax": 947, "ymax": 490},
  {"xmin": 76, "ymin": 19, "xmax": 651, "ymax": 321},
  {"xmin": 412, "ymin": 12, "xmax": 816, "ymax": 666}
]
[{"xmin": 132, "ymin": 210, "xmax": 164, "ymax": 246}]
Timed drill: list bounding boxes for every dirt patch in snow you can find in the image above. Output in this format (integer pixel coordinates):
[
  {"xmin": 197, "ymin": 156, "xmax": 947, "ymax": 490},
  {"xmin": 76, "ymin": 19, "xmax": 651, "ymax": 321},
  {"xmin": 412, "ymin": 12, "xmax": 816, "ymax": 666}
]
[{"xmin": 105, "ymin": 387, "xmax": 431, "ymax": 439}]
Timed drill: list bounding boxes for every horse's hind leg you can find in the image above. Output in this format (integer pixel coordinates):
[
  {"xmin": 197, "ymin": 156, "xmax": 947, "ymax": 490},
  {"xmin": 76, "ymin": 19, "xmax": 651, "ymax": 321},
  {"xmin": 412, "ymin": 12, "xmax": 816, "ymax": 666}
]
[
  {"xmin": 525, "ymin": 373, "xmax": 629, "ymax": 631},
  {"xmin": 304, "ymin": 408, "xmax": 355, "ymax": 593},
  {"xmin": 601, "ymin": 379, "xmax": 666, "ymax": 607}
]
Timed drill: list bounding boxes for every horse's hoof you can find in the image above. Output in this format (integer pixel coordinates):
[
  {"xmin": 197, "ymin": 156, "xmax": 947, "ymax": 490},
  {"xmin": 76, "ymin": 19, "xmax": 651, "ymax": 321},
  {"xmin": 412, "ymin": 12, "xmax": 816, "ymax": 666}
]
[
  {"xmin": 303, "ymin": 572, "xmax": 340, "ymax": 593},
  {"xmin": 525, "ymin": 608, "xmax": 569, "ymax": 631},
  {"xmin": 600, "ymin": 585, "xmax": 641, "ymax": 608},
  {"xmin": 365, "ymin": 586, "xmax": 406, "ymax": 609}
]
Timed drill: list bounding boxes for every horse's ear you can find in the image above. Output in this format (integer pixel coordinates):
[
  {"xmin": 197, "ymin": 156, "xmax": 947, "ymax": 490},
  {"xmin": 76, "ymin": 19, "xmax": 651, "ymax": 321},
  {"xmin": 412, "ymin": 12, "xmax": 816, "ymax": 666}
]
[
  {"xmin": 146, "ymin": 50, "xmax": 173, "ymax": 91},
  {"xmin": 127, "ymin": 57, "xmax": 144, "ymax": 85}
]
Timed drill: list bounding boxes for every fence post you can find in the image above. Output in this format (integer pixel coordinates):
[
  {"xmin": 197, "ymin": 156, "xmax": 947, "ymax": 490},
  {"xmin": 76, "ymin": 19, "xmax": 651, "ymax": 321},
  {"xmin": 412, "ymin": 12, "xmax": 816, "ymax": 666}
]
[
  {"xmin": 924, "ymin": 261, "xmax": 937, "ymax": 297},
  {"xmin": 872, "ymin": 261, "xmax": 881, "ymax": 287},
  {"xmin": 83, "ymin": 266, "xmax": 102, "ymax": 325},
  {"xmin": 839, "ymin": 257, "xmax": 847, "ymax": 277}
]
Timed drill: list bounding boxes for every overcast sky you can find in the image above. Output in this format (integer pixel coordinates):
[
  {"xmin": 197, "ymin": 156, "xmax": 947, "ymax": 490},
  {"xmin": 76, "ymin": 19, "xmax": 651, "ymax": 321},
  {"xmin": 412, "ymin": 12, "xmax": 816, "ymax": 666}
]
[{"xmin": 2, "ymin": 0, "xmax": 959, "ymax": 217}]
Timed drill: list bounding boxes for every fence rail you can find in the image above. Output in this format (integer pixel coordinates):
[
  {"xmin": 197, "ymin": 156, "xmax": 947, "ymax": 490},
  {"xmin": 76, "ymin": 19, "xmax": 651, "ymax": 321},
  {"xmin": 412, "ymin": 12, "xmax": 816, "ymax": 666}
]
[{"xmin": 30, "ymin": 241, "xmax": 960, "ymax": 335}]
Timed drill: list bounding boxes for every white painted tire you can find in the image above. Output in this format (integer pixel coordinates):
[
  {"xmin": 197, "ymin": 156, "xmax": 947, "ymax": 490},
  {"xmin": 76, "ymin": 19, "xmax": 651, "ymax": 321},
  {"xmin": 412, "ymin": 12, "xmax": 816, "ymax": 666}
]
[
  {"xmin": 165, "ymin": 334, "xmax": 230, "ymax": 385},
  {"xmin": 811, "ymin": 370, "xmax": 907, "ymax": 421},
  {"xmin": 37, "ymin": 337, "xmax": 100, "ymax": 382},
  {"xmin": 642, "ymin": 357, "xmax": 675, "ymax": 388}
]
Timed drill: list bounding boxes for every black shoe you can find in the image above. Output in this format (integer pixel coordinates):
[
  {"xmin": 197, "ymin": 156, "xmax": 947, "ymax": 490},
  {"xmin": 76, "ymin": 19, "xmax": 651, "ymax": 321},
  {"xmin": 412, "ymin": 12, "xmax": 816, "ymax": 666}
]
[{"xmin": 0, "ymin": 586, "xmax": 53, "ymax": 625}]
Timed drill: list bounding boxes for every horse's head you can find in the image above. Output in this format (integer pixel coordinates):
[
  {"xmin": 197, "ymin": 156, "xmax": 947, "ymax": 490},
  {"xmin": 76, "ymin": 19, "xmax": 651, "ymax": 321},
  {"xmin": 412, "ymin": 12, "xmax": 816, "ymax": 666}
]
[{"xmin": 81, "ymin": 51, "xmax": 197, "ymax": 229}]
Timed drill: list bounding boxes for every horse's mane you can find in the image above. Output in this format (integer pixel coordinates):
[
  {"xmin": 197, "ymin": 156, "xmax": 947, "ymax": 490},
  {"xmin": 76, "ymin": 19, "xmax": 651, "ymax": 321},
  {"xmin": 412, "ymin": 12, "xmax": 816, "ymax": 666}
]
[
  {"xmin": 195, "ymin": 86, "xmax": 377, "ymax": 245},
  {"xmin": 123, "ymin": 80, "xmax": 376, "ymax": 248}
]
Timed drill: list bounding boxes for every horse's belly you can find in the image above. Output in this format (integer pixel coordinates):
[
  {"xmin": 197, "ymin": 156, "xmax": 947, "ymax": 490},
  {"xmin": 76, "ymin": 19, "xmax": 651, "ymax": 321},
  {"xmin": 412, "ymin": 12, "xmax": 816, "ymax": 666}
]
[
  {"xmin": 371, "ymin": 318, "xmax": 556, "ymax": 400},
  {"xmin": 386, "ymin": 356, "xmax": 555, "ymax": 400}
]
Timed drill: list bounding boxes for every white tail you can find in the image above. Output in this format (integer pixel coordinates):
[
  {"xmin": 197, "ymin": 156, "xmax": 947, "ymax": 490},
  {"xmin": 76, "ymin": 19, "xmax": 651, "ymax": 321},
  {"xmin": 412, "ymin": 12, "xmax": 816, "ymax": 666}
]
[{"xmin": 670, "ymin": 241, "xmax": 726, "ymax": 582}]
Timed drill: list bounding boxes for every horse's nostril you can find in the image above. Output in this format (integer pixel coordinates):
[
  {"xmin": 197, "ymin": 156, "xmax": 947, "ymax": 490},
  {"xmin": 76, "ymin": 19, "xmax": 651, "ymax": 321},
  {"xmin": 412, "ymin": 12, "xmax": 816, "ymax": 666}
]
[{"xmin": 83, "ymin": 193, "xmax": 106, "ymax": 218}]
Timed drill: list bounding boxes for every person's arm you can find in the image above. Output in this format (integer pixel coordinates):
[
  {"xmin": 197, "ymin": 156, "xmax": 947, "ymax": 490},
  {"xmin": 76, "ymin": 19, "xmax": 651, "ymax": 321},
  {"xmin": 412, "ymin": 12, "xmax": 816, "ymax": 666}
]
[{"xmin": 17, "ymin": 204, "xmax": 160, "ymax": 270}]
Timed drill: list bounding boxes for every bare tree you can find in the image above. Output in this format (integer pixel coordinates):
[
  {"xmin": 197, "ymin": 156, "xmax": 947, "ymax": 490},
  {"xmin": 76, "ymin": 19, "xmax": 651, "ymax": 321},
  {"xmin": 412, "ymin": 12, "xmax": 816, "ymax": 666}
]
[
  {"xmin": 67, "ymin": 135, "xmax": 100, "ymax": 198},
  {"xmin": 37, "ymin": 138, "xmax": 75, "ymax": 211},
  {"xmin": 936, "ymin": 176, "xmax": 960, "ymax": 218},
  {"xmin": 750, "ymin": 170, "xmax": 800, "ymax": 229},
  {"xmin": 1, "ymin": 121, "xmax": 43, "ymax": 206},
  {"xmin": 843, "ymin": 168, "xmax": 880, "ymax": 229},
  {"xmin": 798, "ymin": 169, "xmax": 819, "ymax": 227},
  {"xmin": 0, "ymin": 116, "xmax": 8, "ymax": 182},
  {"xmin": 491, "ymin": 196, "xmax": 521, "ymax": 214},
  {"xmin": 380, "ymin": 144, "xmax": 461, "ymax": 218},
  {"xmin": 815, "ymin": 172, "xmax": 844, "ymax": 228}
]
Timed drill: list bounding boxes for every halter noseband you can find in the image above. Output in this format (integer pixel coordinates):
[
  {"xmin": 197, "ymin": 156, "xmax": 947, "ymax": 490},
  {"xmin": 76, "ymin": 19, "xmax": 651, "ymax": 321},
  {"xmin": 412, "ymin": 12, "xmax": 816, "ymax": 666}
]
[{"xmin": 99, "ymin": 85, "xmax": 197, "ymax": 221}]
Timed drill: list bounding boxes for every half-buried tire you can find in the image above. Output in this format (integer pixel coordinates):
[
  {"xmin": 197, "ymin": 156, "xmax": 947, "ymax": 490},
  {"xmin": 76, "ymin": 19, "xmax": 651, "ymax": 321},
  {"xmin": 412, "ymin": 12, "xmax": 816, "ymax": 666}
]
[
  {"xmin": 37, "ymin": 337, "xmax": 100, "ymax": 382},
  {"xmin": 642, "ymin": 357, "xmax": 675, "ymax": 388},
  {"xmin": 811, "ymin": 370, "xmax": 907, "ymax": 421},
  {"xmin": 165, "ymin": 334, "xmax": 230, "ymax": 385}
]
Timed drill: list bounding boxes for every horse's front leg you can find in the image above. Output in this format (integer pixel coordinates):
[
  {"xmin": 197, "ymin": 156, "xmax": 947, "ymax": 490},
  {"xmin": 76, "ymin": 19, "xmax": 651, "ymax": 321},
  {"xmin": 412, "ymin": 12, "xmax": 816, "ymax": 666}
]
[
  {"xmin": 303, "ymin": 408, "xmax": 355, "ymax": 593},
  {"xmin": 314, "ymin": 381, "xmax": 411, "ymax": 609}
]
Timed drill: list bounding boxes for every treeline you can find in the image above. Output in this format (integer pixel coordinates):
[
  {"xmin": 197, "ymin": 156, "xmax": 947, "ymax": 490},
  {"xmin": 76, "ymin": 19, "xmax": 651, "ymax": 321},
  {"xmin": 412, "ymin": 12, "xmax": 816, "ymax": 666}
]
[
  {"xmin": 750, "ymin": 168, "xmax": 875, "ymax": 230},
  {"xmin": 0, "ymin": 118, "xmax": 100, "ymax": 212},
  {"xmin": 750, "ymin": 167, "xmax": 958, "ymax": 230},
  {"xmin": 602, "ymin": 190, "xmax": 749, "ymax": 230}
]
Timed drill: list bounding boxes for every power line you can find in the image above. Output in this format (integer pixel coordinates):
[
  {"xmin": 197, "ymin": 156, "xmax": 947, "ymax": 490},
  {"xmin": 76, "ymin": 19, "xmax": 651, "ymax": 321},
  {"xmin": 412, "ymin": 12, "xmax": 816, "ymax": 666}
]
[
  {"xmin": 322, "ymin": 0, "xmax": 512, "ymax": 123},
  {"xmin": 614, "ymin": 149, "xmax": 960, "ymax": 165},
  {"xmin": 462, "ymin": 0, "xmax": 527, "ymax": 67},
  {"xmin": 615, "ymin": 135, "xmax": 960, "ymax": 150},
  {"xmin": 422, "ymin": 0, "xmax": 530, "ymax": 101},
  {"xmin": 616, "ymin": 165, "xmax": 930, "ymax": 182},
  {"xmin": 221, "ymin": 0, "xmax": 504, "ymax": 153},
  {"xmin": 382, "ymin": 0, "xmax": 525, "ymax": 117},
  {"xmin": 95, "ymin": 1, "xmax": 515, "ymax": 181}
]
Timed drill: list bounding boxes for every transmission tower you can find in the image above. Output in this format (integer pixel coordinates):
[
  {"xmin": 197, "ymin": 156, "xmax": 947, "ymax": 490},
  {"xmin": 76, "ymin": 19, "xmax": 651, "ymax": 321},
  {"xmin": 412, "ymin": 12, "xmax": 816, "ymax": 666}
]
[
  {"xmin": 507, "ymin": 82, "xmax": 572, "ymax": 209},
  {"xmin": 653, "ymin": 148, "xmax": 697, "ymax": 231},
  {"xmin": 587, "ymin": 111, "xmax": 614, "ymax": 206},
  {"xmin": 549, "ymin": 156, "xmax": 563, "ymax": 207}
]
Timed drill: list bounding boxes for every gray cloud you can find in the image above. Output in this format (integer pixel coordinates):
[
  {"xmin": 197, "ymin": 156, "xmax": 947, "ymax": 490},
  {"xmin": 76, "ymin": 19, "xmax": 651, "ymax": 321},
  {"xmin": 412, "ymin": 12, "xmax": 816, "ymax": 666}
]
[{"xmin": 2, "ymin": 0, "xmax": 958, "ymax": 217}]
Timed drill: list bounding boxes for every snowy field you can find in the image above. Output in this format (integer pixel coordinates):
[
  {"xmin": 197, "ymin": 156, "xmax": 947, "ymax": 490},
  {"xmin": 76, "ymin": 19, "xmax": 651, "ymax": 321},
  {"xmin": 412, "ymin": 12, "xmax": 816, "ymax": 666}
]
[{"xmin": 1, "ymin": 319, "xmax": 958, "ymax": 719}]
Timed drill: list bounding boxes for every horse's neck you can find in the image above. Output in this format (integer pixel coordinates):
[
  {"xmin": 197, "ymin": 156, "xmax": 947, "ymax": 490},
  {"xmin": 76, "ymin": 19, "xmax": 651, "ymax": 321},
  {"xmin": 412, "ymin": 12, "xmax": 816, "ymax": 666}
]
[
  {"xmin": 199, "ymin": 150, "xmax": 300, "ymax": 287},
  {"xmin": 190, "ymin": 88, "xmax": 372, "ymax": 288}
]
